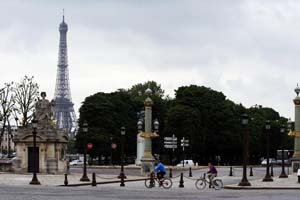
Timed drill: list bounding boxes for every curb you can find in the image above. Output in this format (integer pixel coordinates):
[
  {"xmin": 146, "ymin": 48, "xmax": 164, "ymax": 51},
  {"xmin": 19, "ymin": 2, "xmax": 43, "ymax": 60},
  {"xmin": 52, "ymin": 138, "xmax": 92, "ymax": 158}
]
[
  {"xmin": 224, "ymin": 186, "xmax": 300, "ymax": 190},
  {"xmin": 60, "ymin": 178, "xmax": 148, "ymax": 187}
]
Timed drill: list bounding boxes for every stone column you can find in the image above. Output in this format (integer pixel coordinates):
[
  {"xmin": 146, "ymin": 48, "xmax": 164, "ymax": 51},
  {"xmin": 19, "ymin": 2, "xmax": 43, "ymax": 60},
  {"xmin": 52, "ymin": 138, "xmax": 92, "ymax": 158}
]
[
  {"xmin": 292, "ymin": 85, "xmax": 300, "ymax": 172},
  {"xmin": 135, "ymin": 133, "xmax": 144, "ymax": 165},
  {"xmin": 140, "ymin": 97, "xmax": 155, "ymax": 174}
]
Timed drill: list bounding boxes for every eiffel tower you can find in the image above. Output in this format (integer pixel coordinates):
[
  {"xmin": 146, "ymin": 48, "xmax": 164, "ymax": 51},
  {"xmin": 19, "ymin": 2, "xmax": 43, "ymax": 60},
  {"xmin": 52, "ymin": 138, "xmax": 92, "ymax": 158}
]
[{"xmin": 53, "ymin": 13, "xmax": 76, "ymax": 137}]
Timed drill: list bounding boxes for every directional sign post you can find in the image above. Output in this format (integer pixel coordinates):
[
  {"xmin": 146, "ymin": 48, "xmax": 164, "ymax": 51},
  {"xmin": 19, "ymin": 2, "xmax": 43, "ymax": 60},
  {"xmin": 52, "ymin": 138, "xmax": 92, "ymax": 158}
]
[
  {"xmin": 180, "ymin": 137, "xmax": 189, "ymax": 167},
  {"xmin": 164, "ymin": 134, "xmax": 177, "ymax": 166}
]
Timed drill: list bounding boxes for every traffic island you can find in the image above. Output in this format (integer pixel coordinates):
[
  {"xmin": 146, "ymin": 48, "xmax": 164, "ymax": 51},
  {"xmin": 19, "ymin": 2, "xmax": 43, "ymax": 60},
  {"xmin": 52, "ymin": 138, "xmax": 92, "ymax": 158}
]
[{"xmin": 225, "ymin": 175, "xmax": 300, "ymax": 190}]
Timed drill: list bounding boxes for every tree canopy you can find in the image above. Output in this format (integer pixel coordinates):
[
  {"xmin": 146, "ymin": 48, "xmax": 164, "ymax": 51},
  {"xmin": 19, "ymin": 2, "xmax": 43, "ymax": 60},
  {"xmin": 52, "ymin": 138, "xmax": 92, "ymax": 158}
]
[{"xmin": 76, "ymin": 82, "xmax": 293, "ymax": 165}]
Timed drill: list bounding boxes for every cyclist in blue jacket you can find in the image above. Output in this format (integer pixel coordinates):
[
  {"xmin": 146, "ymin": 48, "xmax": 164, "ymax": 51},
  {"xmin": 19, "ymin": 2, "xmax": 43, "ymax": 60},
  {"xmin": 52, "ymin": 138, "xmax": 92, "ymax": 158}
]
[{"xmin": 153, "ymin": 160, "xmax": 166, "ymax": 180}]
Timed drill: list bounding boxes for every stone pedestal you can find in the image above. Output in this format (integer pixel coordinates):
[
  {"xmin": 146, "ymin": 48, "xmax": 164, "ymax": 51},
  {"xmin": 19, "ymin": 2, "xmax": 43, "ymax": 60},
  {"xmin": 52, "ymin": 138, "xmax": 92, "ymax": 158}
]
[
  {"xmin": 47, "ymin": 158, "xmax": 58, "ymax": 174},
  {"xmin": 291, "ymin": 158, "xmax": 300, "ymax": 173},
  {"xmin": 135, "ymin": 133, "xmax": 144, "ymax": 166},
  {"xmin": 141, "ymin": 157, "xmax": 155, "ymax": 174},
  {"xmin": 12, "ymin": 124, "xmax": 68, "ymax": 174}
]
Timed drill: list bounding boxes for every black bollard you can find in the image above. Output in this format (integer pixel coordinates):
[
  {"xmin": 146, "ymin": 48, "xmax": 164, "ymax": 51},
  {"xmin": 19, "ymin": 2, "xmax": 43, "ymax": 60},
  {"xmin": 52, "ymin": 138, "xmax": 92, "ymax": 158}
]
[
  {"xmin": 179, "ymin": 173, "xmax": 184, "ymax": 188},
  {"xmin": 189, "ymin": 167, "xmax": 192, "ymax": 177},
  {"xmin": 150, "ymin": 172, "xmax": 155, "ymax": 188},
  {"xmin": 64, "ymin": 174, "xmax": 68, "ymax": 186},
  {"xmin": 229, "ymin": 166, "xmax": 233, "ymax": 176},
  {"xmin": 271, "ymin": 165, "xmax": 274, "ymax": 177},
  {"xmin": 250, "ymin": 167, "xmax": 253, "ymax": 176},
  {"xmin": 120, "ymin": 172, "xmax": 125, "ymax": 187},
  {"xmin": 92, "ymin": 172, "xmax": 97, "ymax": 186},
  {"xmin": 169, "ymin": 168, "xmax": 173, "ymax": 178}
]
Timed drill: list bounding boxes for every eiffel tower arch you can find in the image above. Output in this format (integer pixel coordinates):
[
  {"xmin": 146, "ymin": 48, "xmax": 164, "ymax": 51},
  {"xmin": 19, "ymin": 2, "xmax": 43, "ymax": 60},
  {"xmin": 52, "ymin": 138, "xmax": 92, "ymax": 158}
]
[{"xmin": 53, "ymin": 14, "xmax": 77, "ymax": 137}]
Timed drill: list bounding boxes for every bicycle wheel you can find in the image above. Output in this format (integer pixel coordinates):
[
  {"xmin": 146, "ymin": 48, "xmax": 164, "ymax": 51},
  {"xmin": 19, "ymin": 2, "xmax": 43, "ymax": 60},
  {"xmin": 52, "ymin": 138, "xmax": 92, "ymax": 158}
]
[
  {"xmin": 161, "ymin": 178, "xmax": 172, "ymax": 189},
  {"xmin": 213, "ymin": 179, "xmax": 223, "ymax": 190},
  {"xmin": 195, "ymin": 179, "xmax": 206, "ymax": 190},
  {"xmin": 144, "ymin": 179, "xmax": 155, "ymax": 188}
]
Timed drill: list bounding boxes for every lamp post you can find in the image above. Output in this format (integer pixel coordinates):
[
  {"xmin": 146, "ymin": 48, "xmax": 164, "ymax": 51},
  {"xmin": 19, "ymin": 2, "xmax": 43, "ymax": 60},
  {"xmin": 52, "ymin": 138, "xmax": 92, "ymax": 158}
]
[
  {"xmin": 238, "ymin": 113, "xmax": 251, "ymax": 186},
  {"xmin": 263, "ymin": 120, "xmax": 273, "ymax": 182},
  {"xmin": 80, "ymin": 121, "xmax": 90, "ymax": 182},
  {"xmin": 279, "ymin": 124, "xmax": 288, "ymax": 178},
  {"xmin": 119, "ymin": 126, "xmax": 126, "ymax": 187},
  {"xmin": 110, "ymin": 135, "xmax": 113, "ymax": 165},
  {"xmin": 139, "ymin": 87, "xmax": 160, "ymax": 174},
  {"xmin": 29, "ymin": 118, "xmax": 40, "ymax": 185}
]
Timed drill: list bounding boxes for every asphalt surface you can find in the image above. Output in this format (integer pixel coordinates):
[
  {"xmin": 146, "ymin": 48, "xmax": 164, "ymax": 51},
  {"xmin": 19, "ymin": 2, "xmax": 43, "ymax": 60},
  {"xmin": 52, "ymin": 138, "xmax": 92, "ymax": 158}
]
[
  {"xmin": 0, "ymin": 166, "xmax": 298, "ymax": 200},
  {"xmin": 0, "ymin": 183, "xmax": 300, "ymax": 200}
]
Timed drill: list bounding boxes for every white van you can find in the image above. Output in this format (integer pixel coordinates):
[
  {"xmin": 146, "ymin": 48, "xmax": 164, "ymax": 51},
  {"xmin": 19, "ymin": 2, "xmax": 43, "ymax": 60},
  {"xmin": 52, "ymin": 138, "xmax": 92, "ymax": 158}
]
[{"xmin": 176, "ymin": 160, "xmax": 194, "ymax": 167}]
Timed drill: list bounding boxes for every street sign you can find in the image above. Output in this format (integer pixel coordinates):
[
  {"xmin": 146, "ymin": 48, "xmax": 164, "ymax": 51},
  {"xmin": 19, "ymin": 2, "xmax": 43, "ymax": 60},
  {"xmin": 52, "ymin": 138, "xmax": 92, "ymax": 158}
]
[
  {"xmin": 164, "ymin": 145, "xmax": 178, "ymax": 149},
  {"xmin": 164, "ymin": 141, "xmax": 177, "ymax": 145},
  {"xmin": 164, "ymin": 137, "xmax": 177, "ymax": 141},
  {"xmin": 180, "ymin": 143, "xmax": 189, "ymax": 147},
  {"xmin": 111, "ymin": 143, "xmax": 117, "ymax": 149},
  {"xmin": 87, "ymin": 143, "xmax": 93, "ymax": 150},
  {"xmin": 181, "ymin": 139, "xmax": 189, "ymax": 143}
]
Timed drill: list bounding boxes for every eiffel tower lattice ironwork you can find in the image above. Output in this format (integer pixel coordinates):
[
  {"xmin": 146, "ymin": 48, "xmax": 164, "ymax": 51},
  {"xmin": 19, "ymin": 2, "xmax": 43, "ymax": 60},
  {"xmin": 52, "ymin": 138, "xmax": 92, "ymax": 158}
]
[{"xmin": 53, "ymin": 13, "xmax": 76, "ymax": 137}]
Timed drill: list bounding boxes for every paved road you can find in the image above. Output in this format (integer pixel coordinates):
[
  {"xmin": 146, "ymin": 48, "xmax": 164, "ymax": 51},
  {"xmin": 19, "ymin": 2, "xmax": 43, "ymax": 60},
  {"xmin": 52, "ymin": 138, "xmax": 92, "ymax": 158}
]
[
  {"xmin": 0, "ymin": 183, "xmax": 299, "ymax": 200},
  {"xmin": 0, "ymin": 166, "xmax": 296, "ymax": 200}
]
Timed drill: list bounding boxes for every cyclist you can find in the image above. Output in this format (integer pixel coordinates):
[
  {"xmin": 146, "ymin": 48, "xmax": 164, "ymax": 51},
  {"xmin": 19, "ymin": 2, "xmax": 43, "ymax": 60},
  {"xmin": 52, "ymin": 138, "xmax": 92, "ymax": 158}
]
[
  {"xmin": 153, "ymin": 160, "xmax": 166, "ymax": 181},
  {"xmin": 207, "ymin": 162, "xmax": 217, "ymax": 188}
]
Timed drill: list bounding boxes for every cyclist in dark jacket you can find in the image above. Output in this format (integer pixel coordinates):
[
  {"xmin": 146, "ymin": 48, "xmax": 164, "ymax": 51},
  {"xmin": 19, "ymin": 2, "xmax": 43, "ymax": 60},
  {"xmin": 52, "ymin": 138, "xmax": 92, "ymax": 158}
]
[{"xmin": 207, "ymin": 162, "xmax": 217, "ymax": 187}]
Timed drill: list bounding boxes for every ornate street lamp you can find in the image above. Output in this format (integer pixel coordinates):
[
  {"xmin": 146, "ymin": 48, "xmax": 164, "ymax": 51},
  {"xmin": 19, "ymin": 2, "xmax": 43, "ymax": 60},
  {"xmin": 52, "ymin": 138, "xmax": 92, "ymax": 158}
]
[
  {"xmin": 119, "ymin": 126, "xmax": 126, "ymax": 187},
  {"xmin": 238, "ymin": 113, "xmax": 251, "ymax": 186},
  {"xmin": 154, "ymin": 119, "xmax": 159, "ymax": 132},
  {"xmin": 287, "ymin": 118, "xmax": 293, "ymax": 132},
  {"xmin": 137, "ymin": 120, "xmax": 143, "ymax": 132},
  {"xmin": 80, "ymin": 121, "xmax": 90, "ymax": 182},
  {"xmin": 263, "ymin": 120, "xmax": 273, "ymax": 182},
  {"xmin": 279, "ymin": 124, "xmax": 288, "ymax": 178},
  {"xmin": 29, "ymin": 118, "xmax": 40, "ymax": 185},
  {"xmin": 138, "ymin": 87, "xmax": 160, "ymax": 174}
]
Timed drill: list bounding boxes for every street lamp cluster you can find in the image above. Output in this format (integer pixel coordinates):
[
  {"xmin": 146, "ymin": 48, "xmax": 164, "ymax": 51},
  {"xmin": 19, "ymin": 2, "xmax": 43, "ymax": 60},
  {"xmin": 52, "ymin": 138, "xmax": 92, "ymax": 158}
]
[
  {"xmin": 239, "ymin": 114, "xmax": 290, "ymax": 186},
  {"xmin": 79, "ymin": 121, "xmax": 127, "ymax": 186}
]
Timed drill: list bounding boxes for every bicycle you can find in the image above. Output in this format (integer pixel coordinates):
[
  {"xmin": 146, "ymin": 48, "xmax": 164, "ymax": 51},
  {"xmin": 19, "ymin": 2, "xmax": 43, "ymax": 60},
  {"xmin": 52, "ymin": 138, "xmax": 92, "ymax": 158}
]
[
  {"xmin": 195, "ymin": 173, "xmax": 223, "ymax": 190},
  {"xmin": 144, "ymin": 173, "xmax": 173, "ymax": 189}
]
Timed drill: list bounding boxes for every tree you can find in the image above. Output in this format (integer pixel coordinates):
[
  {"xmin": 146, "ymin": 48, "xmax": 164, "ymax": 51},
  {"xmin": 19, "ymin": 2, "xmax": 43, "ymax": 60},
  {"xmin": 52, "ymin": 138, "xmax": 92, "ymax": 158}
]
[
  {"xmin": 0, "ymin": 82, "xmax": 15, "ymax": 153},
  {"xmin": 164, "ymin": 85, "xmax": 245, "ymax": 165},
  {"xmin": 129, "ymin": 81, "xmax": 165, "ymax": 102},
  {"xmin": 76, "ymin": 91, "xmax": 140, "ymax": 164},
  {"xmin": 13, "ymin": 76, "xmax": 39, "ymax": 127}
]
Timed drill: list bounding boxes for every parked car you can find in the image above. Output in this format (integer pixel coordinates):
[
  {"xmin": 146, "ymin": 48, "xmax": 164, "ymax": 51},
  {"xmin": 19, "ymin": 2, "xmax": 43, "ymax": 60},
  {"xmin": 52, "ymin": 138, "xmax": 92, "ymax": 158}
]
[
  {"xmin": 276, "ymin": 159, "xmax": 291, "ymax": 166},
  {"xmin": 261, "ymin": 158, "xmax": 277, "ymax": 166},
  {"xmin": 176, "ymin": 160, "xmax": 194, "ymax": 167},
  {"xmin": 69, "ymin": 159, "xmax": 84, "ymax": 166}
]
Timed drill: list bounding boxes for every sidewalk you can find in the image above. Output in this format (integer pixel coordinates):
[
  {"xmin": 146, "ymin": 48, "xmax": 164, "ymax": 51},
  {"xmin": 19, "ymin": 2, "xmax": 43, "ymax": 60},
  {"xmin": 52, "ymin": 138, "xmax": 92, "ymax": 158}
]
[
  {"xmin": 225, "ymin": 174, "xmax": 300, "ymax": 189},
  {"xmin": 0, "ymin": 172, "xmax": 142, "ymax": 186}
]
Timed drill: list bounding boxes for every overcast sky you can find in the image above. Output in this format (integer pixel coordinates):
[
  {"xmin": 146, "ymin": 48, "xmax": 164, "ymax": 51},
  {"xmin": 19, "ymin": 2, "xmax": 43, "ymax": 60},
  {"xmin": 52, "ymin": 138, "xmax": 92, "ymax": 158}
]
[{"xmin": 1, "ymin": 0, "xmax": 300, "ymax": 119}]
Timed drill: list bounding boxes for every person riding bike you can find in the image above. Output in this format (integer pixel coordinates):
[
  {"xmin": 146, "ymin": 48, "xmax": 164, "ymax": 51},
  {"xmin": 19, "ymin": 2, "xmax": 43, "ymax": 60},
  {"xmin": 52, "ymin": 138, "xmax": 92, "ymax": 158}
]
[
  {"xmin": 207, "ymin": 162, "xmax": 217, "ymax": 188},
  {"xmin": 153, "ymin": 160, "xmax": 166, "ymax": 181}
]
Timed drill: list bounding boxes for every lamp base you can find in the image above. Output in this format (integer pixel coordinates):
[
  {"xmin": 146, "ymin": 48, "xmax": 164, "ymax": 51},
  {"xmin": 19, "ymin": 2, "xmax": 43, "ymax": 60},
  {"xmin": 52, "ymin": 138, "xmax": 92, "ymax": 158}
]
[
  {"xmin": 80, "ymin": 175, "xmax": 90, "ymax": 182},
  {"xmin": 238, "ymin": 181, "xmax": 251, "ymax": 186},
  {"xmin": 29, "ymin": 176, "xmax": 41, "ymax": 185},
  {"xmin": 262, "ymin": 176, "xmax": 273, "ymax": 182}
]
